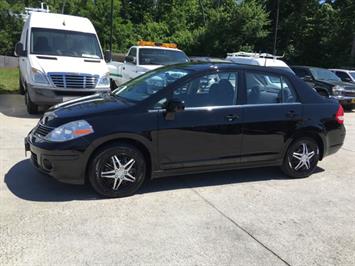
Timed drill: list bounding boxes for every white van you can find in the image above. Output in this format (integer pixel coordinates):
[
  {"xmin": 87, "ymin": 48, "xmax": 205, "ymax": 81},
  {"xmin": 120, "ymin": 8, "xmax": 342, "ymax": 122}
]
[
  {"xmin": 226, "ymin": 52, "xmax": 294, "ymax": 73},
  {"xmin": 15, "ymin": 12, "xmax": 111, "ymax": 114}
]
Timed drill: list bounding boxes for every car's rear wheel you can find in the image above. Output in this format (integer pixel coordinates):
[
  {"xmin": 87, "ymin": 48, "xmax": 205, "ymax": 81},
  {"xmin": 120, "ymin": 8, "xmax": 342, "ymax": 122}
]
[
  {"xmin": 281, "ymin": 137, "xmax": 319, "ymax": 178},
  {"xmin": 25, "ymin": 90, "xmax": 38, "ymax": 114},
  {"xmin": 88, "ymin": 143, "xmax": 146, "ymax": 198}
]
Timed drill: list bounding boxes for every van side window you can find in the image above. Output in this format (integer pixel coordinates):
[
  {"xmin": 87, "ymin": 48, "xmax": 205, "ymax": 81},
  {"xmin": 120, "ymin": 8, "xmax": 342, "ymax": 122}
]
[{"xmin": 246, "ymin": 72, "xmax": 298, "ymax": 104}]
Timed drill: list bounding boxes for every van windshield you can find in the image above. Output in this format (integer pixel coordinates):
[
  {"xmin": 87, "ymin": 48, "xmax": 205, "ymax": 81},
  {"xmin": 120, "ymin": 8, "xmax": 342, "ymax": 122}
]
[{"xmin": 30, "ymin": 28, "xmax": 102, "ymax": 59}]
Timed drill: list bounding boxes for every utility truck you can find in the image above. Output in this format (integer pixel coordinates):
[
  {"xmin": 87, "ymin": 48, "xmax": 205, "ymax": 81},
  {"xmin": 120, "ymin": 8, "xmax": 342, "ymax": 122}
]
[{"xmin": 108, "ymin": 41, "xmax": 189, "ymax": 88}]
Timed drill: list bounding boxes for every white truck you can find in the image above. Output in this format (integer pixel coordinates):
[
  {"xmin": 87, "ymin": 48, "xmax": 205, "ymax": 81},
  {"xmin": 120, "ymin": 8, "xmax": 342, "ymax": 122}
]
[
  {"xmin": 226, "ymin": 52, "xmax": 294, "ymax": 74},
  {"xmin": 107, "ymin": 41, "xmax": 190, "ymax": 88},
  {"xmin": 15, "ymin": 11, "xmax": 111, "ymax": 114}
]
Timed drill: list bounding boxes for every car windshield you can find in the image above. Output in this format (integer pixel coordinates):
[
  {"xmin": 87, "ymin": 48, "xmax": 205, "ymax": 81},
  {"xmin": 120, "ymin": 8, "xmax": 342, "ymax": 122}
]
[
  {"xmin": 113, "ymin": 67, "xmax": 191, "ymax": 102},
  {"xmin": 350, "ymin": 72, "xmax": 355, "ymax": 79},
  {"xmin": 139, "ymin": 48, "xmax": 189, "ymax": 65},
  {"xmin": 310, "ymin": 68, "xmax": 341, "ymax": 81},
  {"xmin": 30, "ymin": 28, "xmax": 102, "ymax": 59}
]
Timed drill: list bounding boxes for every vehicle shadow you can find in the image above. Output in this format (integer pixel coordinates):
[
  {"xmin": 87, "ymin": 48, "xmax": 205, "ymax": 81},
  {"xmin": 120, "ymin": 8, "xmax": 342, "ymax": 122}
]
[
  {"xmin": 0, "ymin": 94, "xmax": 44, "ymax": 118},
  {"xmin": 4, "ymin": 159, "xmax": 325, "ymax": 202}
]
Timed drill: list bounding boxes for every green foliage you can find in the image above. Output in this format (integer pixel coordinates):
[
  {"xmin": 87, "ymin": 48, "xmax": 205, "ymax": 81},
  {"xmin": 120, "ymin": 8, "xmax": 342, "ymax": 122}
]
[
  {"xmin": 0, "ymin": 68, "xmax": 19, "ymax": 94},
  {"xmin": 0, "ymin": 0, "xmax": 354, "ymax": 67}
]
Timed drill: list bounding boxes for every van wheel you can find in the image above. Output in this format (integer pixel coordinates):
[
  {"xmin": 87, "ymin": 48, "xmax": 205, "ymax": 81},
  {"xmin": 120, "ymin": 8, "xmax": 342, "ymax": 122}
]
[
  {"xmin": 281, "ymin": 137, "xmax": 319, "ymax": 178},
  {"xmin": 19, "ymin": 75, "xmax": 25, "ymax": 95},
  {"xmin": 25, "ymin": 91, "xmax": 38, "ymax": 114},
  {"xmin": 88, "ymin": 143, "xmax": 146, "ymax": 198}
]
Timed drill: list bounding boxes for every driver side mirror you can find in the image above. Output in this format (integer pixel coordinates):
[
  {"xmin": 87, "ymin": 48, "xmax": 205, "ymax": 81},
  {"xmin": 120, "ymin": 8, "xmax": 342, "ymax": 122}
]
[
  {"xmin": 14, "ymin": 42, "xmax": 26, "ymax": 57},
  {"xmin": 303, "ymin": 75, "xmax": 313, "ymax": 82},
  {"xmin": 104, "ymin": 50, "xmax": 112, "ymax": 62},
  {"xmin": 125, "ymin": 55, "xmax": 136, "ymax": 64},
  {"xmin": 163, "ymin": 98, "xmax": 185, "ymax": 120}
]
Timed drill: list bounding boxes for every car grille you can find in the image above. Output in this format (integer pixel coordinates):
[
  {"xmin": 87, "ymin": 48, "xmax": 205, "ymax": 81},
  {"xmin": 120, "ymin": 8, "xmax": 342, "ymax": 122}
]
[
  {"xmin": 343, "ymin": 88, "xmax": 355, "ymax": 97},
  {"xmin": 48, "ymin": 73, "xmax": 99, "ymax": 89},
  {"xmin": 31, "ymin": 152, "xmax": 39, "ymax": 167},
  {"xmin": 33, "ymin": 123, "xmax": 54, "ymax": 137}
]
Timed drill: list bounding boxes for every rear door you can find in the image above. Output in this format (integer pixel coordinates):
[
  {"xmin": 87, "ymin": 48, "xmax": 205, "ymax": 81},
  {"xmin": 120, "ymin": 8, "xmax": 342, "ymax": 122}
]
[
  {"xmin": 155, "ymin": 70, "xmax": 243, "ymax": 169},
  {"xmin": 241, "ymin": 70, "xmax": 303, "ymax": 163}
]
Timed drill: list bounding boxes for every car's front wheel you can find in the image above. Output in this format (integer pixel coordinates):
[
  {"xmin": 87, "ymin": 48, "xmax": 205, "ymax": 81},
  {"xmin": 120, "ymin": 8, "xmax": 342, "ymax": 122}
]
[
  {"xmin": 88, "ymin": 143, "xmax": 147, "ymax": 198},
  {"xmin": 281, "ymin": 137, "xmax": 319, "ymax": 178},
  {"xmin": 25, "ymin": 90, "xmax": 38, "ymax": 114}
]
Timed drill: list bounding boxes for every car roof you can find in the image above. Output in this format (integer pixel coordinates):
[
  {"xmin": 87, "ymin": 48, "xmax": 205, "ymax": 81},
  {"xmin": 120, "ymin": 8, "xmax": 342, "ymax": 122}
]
[{"xmin": 165, "ymin": 62, "xmax": 295, "ymax": 76}]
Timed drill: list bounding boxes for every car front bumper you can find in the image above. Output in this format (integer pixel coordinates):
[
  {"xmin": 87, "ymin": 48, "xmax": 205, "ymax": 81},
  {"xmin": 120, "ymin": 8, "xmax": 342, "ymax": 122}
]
[
  {"xmin": 27, "ymin": 84, "xmax": 110, "ymax": 106},
  {"xmin": 24, "ymin": 133, "xmax": 89, "ymax": 185}
]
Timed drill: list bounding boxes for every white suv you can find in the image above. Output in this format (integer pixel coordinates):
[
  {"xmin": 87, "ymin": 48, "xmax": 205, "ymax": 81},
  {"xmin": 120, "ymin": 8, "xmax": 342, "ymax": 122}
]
[
  {"xmin": 226, "ymin": 52, "xmax": 294, "ymax": 73},
  {"xmin": 329, "ymin": 69, "xmax": 355, "ymax": 83}
]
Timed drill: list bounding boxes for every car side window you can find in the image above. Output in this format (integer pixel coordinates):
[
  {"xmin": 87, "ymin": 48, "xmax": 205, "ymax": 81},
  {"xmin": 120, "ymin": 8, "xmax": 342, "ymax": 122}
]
[
  {"xmin": 335, "ymin": 71, "xmax": 350, "ymax": 81},
  {"xmin": 128, "ymin": 48, "xmax": 137, "ymax": 57},
  {"xmin": 246, "ymin": 72, "xmax": 298, "ymax": 104},
  {"xmin": 172, "ymin": 72, "xmax": 238, "ymax": 108}
]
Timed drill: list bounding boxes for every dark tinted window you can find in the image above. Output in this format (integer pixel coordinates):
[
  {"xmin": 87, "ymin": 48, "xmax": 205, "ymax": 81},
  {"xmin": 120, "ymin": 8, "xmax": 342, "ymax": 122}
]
[
  {"xmin": 246, "ymin": 72, "xmax": 298, "ymax": 104},
  {"xmin": 293, "ymin": 68, "xmax": 307, "ymax": 78},
  {"xmin": 172, "ymin": 72, "xmax": 238, "ymax": 107},
  {"xmin": 139, "ymin": 48, "xmax": 189, "ymax": 65},
  {"xmin": 30, "ymin": 28, "xmax": 102, "ymax": 58},
  {"xmin": 335, "ymin": 71, "xmax": 351, "ymax": 81}
]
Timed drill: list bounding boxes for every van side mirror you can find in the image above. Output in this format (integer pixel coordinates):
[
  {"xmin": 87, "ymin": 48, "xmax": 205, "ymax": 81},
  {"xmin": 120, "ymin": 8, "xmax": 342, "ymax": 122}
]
[
  {"xmin": 163, "ymin": 98, "xmax": 185, "ymax": 120},
  {"xmin": 104, "ymin": 50, "xmax": 112, "ymax": 62},
  {"xmin": 303, "ymin": 75, "xmax": 313, "ymax": 82},
  {"xmin": 125, "ymin": 55, "xmax": 136, "ymax": 64},
  {"xmin": 14, "ymin": 42, "xmax": 26, "ymax": 57}
]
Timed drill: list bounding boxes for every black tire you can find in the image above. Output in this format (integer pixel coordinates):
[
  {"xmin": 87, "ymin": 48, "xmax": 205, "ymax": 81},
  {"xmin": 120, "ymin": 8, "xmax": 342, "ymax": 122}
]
[
  {"xmin": 88, "ymin": 143, "xmax": 147, "ymax": 198},
  {"xmin": 19, "ymin": 75, "xmax": 25, "ymax": 95},
  {"xmin": 25, "ymin": 91, "xmax": 38, "ymax": 114},
  {"xmin": 281, "ymin": 137, "xmax": 319, "ymax": 178}
]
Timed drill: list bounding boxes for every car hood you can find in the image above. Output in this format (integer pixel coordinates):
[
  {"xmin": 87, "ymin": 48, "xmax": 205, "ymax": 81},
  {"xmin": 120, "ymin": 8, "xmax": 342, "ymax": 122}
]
[
  {"xmin": 43, "ymin": 93, "xmax": 133, "ymax": 127},
  {"xmin": 317, "ymin": 79, "xmax": 355, "ymax": 89},
  {"xmin": 29, "ymin": 54, "xmax": 108, "ymax": 76}
]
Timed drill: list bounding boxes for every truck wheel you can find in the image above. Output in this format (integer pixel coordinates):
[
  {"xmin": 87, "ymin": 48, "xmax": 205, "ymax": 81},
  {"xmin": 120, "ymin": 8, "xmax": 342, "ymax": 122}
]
[
  {"xmin": 19, "ymin": 75, "xmax": 25, "ymax": 95},
  {"xmin": 25, "ymin": 91, "xmax": 38, "ymax": 114}
]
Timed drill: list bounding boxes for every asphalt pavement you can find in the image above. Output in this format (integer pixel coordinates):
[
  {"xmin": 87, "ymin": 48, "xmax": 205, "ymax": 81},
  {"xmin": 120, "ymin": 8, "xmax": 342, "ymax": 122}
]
[{"xmin": 0, "ymin": 94, "xmax": 354, "ymax": 265}]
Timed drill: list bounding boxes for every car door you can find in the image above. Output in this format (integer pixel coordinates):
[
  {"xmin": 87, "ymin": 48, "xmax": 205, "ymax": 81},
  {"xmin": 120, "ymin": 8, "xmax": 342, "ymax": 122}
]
[
  {"xmin": 156, "ymin": 71, "xmax": 243, "ymax": 169},
  {"xmin": 123, "ymin": 47, "xmax": 137, "ymax": 82},
  {"xmin": 241, "ymin": 70, "xmax": 303, "ymax": 163}
]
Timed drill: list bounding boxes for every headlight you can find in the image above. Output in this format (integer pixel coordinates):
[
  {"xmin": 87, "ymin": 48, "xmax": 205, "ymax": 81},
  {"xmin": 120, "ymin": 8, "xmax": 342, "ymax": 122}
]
[
  {"xmin": 332, "ymin": 85, "xmax": 344, "ymax": 96},
  {"xmin": 44, "ymin": 120, "xmax": 94, "ymax": 142},
  {"xmin": 31, "ymin": 67, "xmax": 49, "ymax": 85},
  {"xmin": 97, "ymin": 73, "xmax": 110, "ymax": 87}
]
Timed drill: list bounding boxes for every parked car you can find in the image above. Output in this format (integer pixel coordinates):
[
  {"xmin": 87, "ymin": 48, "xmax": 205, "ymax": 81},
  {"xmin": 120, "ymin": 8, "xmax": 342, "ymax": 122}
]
[
  {"xmin": 225, "ymin": 52, "xmax": 294, "ymax": 73},
  {"xmin": 107, "ymin": 41, "xmax": 189, "ymax": 88},
  {"xmin": 25, "ymin": 63, "xmax": 346, "ymax": 198},
  {"xmin": 14, "ymin": 12, "xmax": 111, "ymax": 114},
  {"xmin": 189, "ymin": 56, "xmax": 229, "ymax": 63},
  {"xmin": 329, "ymin": 69, "xmax": 355, "ymax": 83},
  {"xmin": 291, "ymin": 66, "xmax": 355, "ymax": 110}
]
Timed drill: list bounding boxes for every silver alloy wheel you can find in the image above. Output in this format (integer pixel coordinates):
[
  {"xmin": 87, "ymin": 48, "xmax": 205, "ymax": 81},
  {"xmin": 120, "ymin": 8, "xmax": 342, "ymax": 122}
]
[
  {"xmin": 100, "ymin": 155, "xmax": 136, "ymax": 190},
  {"xmin": 289, "ymin": 143, "xmax": 315, "ymax": 171}
]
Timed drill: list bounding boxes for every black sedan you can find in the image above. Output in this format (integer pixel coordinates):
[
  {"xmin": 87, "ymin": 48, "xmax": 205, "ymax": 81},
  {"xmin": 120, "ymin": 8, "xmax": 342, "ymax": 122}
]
[{"xmin": 25, "ymin": 63, "xmax": 346, "ymax": 197}]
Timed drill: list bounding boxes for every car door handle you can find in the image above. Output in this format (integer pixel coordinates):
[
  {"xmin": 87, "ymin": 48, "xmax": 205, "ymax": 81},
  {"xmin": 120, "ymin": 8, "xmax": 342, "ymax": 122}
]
[
  {"xmin": 225, "ymin": 114, "xmax": 239, "ymax": 122},
  {"xmin": 286, "ymin": 110, "xmax": 297, "ymax": 118}
]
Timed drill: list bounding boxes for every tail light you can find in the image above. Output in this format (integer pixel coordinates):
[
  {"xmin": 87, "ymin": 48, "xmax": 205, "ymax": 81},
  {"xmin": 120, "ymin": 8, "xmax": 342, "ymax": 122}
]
[{"xmin": 335, "ymin": 104, "xmax": 344, "ymax": 124}]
